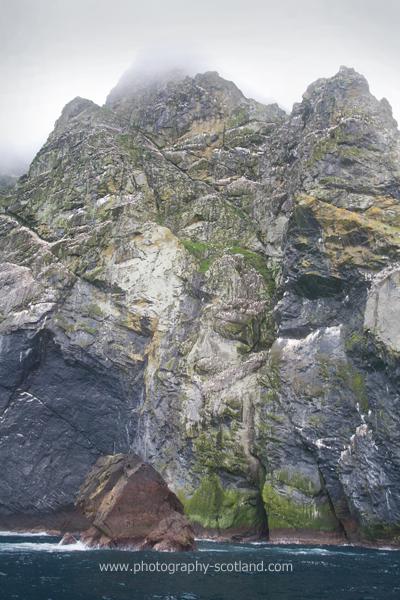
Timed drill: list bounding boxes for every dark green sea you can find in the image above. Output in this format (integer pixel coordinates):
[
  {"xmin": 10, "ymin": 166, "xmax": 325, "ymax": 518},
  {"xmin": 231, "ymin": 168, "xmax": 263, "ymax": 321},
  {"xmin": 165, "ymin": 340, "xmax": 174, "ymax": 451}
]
[{"xmin": 0, "ymin": 533, "xmax": 399, "ymax": 599}]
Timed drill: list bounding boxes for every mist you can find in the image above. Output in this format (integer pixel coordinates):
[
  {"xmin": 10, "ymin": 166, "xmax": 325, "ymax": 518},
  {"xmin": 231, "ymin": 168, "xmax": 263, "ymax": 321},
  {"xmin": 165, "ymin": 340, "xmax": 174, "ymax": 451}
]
[{"xmin": 1, "ymin": 0, "xmax": 400, "ymax": 175}]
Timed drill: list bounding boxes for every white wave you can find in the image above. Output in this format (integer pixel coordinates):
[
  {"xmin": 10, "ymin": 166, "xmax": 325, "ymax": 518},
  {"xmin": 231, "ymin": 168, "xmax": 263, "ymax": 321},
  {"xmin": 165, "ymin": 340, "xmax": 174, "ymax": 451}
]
[
  {"xmin": 196, "ymin": 541, "xmax": 332, "ymax": 555},
  {"xmin": 197, "ymin": 548, "xmax": 230, "ymax": 553},
  {"xmin": 283, "ymin": 548, "xmax": 332, "ymax": 555},
  {"xmin": 273, "ymin": 547, "xmax": 369, "ymax": 557},
  {"xmin": 248, "ymin": 542, "xmax": 270, "ymax": 546},
  {"xmin": 0, "ymin": 531, "xmax": 52, "ymax": 537},
  {"xmin": 196, "ymin": 538, "xmax": 268, "ymax": 547},
  {"xmin": 0, "ymin": 541, "xmax": 91, "ymax": 553}
]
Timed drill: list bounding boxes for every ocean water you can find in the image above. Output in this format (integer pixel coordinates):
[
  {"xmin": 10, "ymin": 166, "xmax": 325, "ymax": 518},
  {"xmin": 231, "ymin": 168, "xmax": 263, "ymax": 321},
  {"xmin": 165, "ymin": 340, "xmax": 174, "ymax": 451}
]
[{"xmin": 0, "ymin": 533, "xmax": 399, "ymax": 599}]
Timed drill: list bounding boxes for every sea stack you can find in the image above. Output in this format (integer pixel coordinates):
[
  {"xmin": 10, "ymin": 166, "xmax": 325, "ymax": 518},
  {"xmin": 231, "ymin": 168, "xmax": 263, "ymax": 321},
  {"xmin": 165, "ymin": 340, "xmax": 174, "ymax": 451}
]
[{"xmin": 70, "ymin": 454, "xmax": 196, "ymax": 551}]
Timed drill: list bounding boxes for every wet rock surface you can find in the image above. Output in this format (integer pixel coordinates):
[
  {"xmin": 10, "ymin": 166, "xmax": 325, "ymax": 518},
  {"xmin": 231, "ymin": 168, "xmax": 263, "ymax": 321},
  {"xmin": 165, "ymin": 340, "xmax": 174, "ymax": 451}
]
[
  {"xmin": 75, "ymin": 454, "xmax": 195, "ymax": 551},
  {"xmin": 0, "ymin": 65, "xmax": 400, "ymax": 544}
]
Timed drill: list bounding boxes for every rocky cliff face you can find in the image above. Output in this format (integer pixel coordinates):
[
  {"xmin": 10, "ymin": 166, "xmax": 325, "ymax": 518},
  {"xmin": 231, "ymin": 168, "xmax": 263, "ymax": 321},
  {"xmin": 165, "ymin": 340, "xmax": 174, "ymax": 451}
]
[{"xmin": 1, "ymin": 65, "xmax": 399, "ymax": 544}]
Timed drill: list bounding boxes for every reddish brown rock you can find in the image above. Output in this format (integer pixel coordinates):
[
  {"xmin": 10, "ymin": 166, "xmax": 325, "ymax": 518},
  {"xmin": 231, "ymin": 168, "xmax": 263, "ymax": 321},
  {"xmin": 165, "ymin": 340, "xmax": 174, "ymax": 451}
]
[
  {"xmin": 74, "ymin": 453, "xmax": 195, "ymax": 551},
  {"xmin": 141, "ymin": 513, "xmax": 196, "ymax": 552}
]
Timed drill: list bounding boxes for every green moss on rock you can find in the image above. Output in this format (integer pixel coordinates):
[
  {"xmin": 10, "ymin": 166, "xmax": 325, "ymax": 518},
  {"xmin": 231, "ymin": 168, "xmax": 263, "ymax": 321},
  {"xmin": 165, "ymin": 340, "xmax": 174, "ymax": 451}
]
[
  {"xmin": 228, "ymin": 246, "xmax": 276, "ymax": 294},
  {"xmin": 181, "ymin": 239, "xmax": 216, "ymax": 273},
  {"xmin": 262, "ymin": 480, "xmax": 338, "ymax": 532},
  {"xmin": 193, "ymin": 427, "xmax": 248, "ymax": 475},
  {"xmin": 272, "ymin": 470, "xmax": 320, "ymax": 496},
  {"xmin": 336, "ymin": 362, "xmax": 369, "ymax": 412},
  {"xmin": 361, "ymin": 522, "xmax": 400, "ymax": 542},
  {"xmin": 317, "ymin": 353, "xmax": 369, "ymax": 413},
  {"xmin": 181, "ymin": 474, "xmax": 265, "ymax": 531}
]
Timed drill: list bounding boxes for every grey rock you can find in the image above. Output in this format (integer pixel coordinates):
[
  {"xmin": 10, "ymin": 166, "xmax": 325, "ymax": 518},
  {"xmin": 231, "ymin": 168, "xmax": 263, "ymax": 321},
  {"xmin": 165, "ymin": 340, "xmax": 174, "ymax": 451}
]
[{"xmin": 0, "ymin": 65, "xmax": 400, "ymax": 544}]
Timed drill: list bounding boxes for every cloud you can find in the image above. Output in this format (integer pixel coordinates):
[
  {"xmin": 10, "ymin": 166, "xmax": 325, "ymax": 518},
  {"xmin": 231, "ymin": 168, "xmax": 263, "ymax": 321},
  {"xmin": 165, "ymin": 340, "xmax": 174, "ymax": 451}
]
[{"xmin": 0, "ymin": 0, "xmax": 399, "ymax": 174}]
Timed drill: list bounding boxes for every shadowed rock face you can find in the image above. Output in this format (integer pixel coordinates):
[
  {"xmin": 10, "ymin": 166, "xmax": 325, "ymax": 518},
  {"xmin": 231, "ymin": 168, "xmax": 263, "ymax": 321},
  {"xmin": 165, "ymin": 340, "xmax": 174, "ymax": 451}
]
[
  {"xmin": 0, "ymin": 65, "xmax": 400, "ymax": 544},
  {"xmin": 75, "ymin": 454, "xmax": 195, "ymax": 551}
]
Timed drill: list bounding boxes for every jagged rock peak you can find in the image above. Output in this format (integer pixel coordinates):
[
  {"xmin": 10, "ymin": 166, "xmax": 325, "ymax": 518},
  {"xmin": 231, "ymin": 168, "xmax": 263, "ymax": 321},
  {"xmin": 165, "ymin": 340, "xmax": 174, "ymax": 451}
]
[
  {"xmin": 294, "ymin": 66, "xmax": 397, "ymax": 130},
  {"xmin": 106, "ymin": 66, "xmax": 189, "ymax": 103},
  {"xmin": 105, "ymin": 66, "xmax": 283, "ymax": 145},
  {"xmin": 61, "ymin": 97, "xmax": 99, "ymax": 119},
  {"xmin": 106, "ymin": 66, "xmax": 244, "ymax": 106},
  {"xmin": 46, "ymin": 97, "xmax": 102, "ymax": 142},
  {"xmin": 304, "ymin": 66, "xmax": 370, "ymax": 100}
]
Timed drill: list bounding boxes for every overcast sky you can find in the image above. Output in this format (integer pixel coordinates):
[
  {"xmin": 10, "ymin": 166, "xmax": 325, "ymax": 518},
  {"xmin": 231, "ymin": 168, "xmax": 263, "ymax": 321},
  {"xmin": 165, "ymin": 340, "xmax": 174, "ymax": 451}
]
[{"xmin": 1, "ymin": 0, "xmax": 399, "ymax": 174}]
